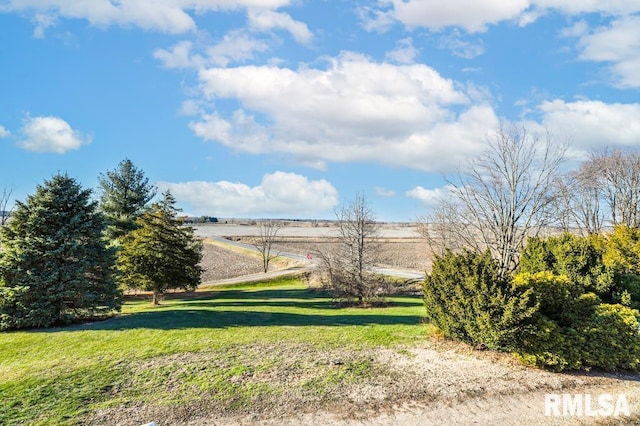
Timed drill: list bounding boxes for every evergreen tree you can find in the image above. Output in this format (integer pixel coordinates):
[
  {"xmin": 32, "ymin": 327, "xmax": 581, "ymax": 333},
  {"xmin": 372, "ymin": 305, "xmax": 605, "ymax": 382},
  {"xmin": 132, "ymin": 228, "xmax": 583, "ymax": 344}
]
[
  {"xmin": 117, "ymin": 191, "xmax": 203, "ymax": 304},
  {"xmin": 98, "ymin": 158, "xmax": 156, "ymax": 241},
  {"xmin": 0, "ymin": 174, "xmax": 120, "ymax": 330}
]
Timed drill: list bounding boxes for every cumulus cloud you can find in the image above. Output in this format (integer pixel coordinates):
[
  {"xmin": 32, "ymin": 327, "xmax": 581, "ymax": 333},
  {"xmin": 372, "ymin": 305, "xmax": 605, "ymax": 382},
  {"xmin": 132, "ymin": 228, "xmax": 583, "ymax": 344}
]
[
  {"xmin": 154, "ymin": 31, "xmax": 273, "ymax": 69},
  {"xmin": 372, "ymin": 0, "xmax": 640, "ymax": 33},
  {"xmin": 385, "ymin": 37, "xmax": 419, "ymax": 64},
  {"xmin": 8, "ymin": 0, "xmax": 640, "ymax": 37},
  {"xmin": 247, "ymin": 9, "xmax": 312, "ymax": 44},
  {"xmin": 153, "ymin": 40, "xmax": 203, "ymax": 69},
  {"xmin": 539, "ymin": 99, "xmax": 640, "ymax": 151},
  {"xmin": 406, "ymin": 185, "xmax": 455, "ymax": 207},
  {"xmin": 157, "ymin": 171, "xmax": 338, "ymax": 217},
  {"xmin": 532, "ymin": 0, "xmax": 640, "ymax": 16},
  {"xmin": 438, "ymin": 30, "xmax": 485, "ymax": 59},
  {"xmin": 0, "ymin": 125, "xmax": 10, "ymax": 138},
  {"xmin": 388, "ymin": 0, "xmax": 530, "ymax": 33},
  {"xmin": 19, "ymin": 116, "xmax": 91, "ymax": 153},
  {"xmin": 573, "ymin": 15, "xmax": 640, "ymax": 88},
  {"xmin": 357, "ymin": 5, "xmax": 396, "ymax": 33},
  {"xmin": 3, "ymin": 0, "xmax": 293, "ymax": 34},
  {"xmin": 190, "ymin": 52, "xmax": 498, "ymax": 172},
  {"xmin": 206, "ymin": 30, "xmax": 271, "ymax": 66}
]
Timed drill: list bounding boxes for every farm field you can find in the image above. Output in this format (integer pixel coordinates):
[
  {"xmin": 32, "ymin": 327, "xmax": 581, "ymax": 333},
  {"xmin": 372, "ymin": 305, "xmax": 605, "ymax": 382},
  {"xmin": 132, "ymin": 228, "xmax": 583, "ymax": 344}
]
[
  {"xmin": 195, "ymin": 222, "xmax": 433, "ymax": 276},
  {"xmin": 2, "ymin": 238, "xmax": 640, "ymax": 425}
]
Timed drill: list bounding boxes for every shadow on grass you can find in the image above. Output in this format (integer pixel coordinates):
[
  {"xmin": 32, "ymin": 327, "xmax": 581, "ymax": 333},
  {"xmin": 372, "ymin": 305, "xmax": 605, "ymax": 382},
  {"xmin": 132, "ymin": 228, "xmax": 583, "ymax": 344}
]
[
  {"xmin": 76, "ymin": 309, "xmax": 424, "ymax": 331},
  {"xmin": 35, "ymin": 287, "xmax": 425, "ymax": 332},
  {"xmin": 131, "ymin": 288, "xmax": 422, "ymax": 310}
]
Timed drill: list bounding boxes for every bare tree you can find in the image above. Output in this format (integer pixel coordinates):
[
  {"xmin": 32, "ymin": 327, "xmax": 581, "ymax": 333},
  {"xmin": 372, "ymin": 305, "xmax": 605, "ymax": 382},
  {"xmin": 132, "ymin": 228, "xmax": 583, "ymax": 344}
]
[
  {"xmin": 0, "ymin": 186, "xmax": 14, "ymax": 226},
  {"xmin": 251, "ymin": 220, "xmax": 282, "ymax": 272},
  {"xmin": 316, "ymin": 194, "xmax": 386, "ymax": 304},
  {"xmin": 416, "ymin": 198, "xmax": 467, "ymax": 257},
  {"xmin": 557, "ymin": 160, "xmax": 605, "ymax": 235},
  {"xmin": 427, "ymin": 125, "xmax": 566, "ymax": 277},
  {"xmin": 589, "ymin": 148, "xmax": 640, "ymax": 228}
]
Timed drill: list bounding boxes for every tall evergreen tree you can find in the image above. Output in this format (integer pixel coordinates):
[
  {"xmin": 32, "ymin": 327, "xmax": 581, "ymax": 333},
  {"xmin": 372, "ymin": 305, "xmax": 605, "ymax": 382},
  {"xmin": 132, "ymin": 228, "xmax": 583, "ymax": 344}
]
[
  {"xmin": 0, "ymin": 174, "xmax": 120, "ymax": 330},
  {"xmin": 98, "ymin": 158, "xmax": 156, "ymax": 241},
  {"xmin": 117, "ymin": 191, "xmax": 203, "ymax": 304}
]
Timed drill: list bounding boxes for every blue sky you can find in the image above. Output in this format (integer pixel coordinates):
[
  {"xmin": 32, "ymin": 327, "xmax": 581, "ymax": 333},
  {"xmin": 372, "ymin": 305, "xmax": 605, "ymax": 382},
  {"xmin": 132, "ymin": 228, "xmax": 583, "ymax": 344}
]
[{"xmin": 1, "ymin": 1, "xmax": 640, "ymax": 221}]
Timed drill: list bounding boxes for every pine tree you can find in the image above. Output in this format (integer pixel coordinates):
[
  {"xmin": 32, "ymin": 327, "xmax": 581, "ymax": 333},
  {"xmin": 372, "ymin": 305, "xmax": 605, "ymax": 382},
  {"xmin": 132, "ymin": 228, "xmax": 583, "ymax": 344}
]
[
  {"xmin": 98, "ymin": 158, "xmax": 156, "ymax": 241},
  {"xmin": 0, "ymin": 174, "xmax": 120, "ymax": 330},
  {"xmin": 117, "ymin": 191, "xmax": 203, "ymax": 304}
]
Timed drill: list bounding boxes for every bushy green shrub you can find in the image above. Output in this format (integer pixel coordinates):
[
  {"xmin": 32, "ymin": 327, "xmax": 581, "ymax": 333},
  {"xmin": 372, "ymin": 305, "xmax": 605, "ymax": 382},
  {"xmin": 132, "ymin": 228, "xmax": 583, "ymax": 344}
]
[
  {"xmin": 423, "ymin": 250, "xmax": 538, "ymax": 351},
  {"xmin": 603, "ymin": 226, "xmax": 640, "ymax": 307},
  {"xmin": 518, "ymin": 233, "xmax": 640, "ymax": 307},
  {"xmin": 520, "ymin": 233, "xmax": 613, "ymax": 294},
  {"xmin": 513, "ymin": 272, "xmax": 640, "ymax": 371},
  {"xmin": 423, "ymin": 251, "xmax": 640, "ymax": 371}
]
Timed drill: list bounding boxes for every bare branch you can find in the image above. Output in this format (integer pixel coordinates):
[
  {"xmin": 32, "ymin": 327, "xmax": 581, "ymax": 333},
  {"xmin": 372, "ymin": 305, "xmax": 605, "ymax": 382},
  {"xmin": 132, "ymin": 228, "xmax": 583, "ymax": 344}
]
[
  {"xmin": 426, "ymin": 125, "xmax": 566, "ymax": 277},
  {"xmin": 0, "ymin": 185, "xmax": 14, "ymax": 226},
  {"xmin": 251, "ymin": 220, "xmax": 282, "ymax": 273}
]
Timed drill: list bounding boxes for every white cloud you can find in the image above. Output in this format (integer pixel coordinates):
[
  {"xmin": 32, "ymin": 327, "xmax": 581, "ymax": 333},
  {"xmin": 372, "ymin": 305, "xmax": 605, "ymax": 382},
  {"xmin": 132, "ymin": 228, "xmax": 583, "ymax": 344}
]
[
  {"xmin": 157, "ymin": 171, "xmax": 338, "ymax": 217},
  {"xmin": 385, "ymin": 37, "xmax": 419, "ymax": 64},
  {"xmin": 539, "ymin": 99, "xmax": 640, "ymax": 151},
  {"xmin": 206, "ymin": 30, "xmax": 271, "ymax": 66},
  {"xmin": 560, "ymin": 20, "xmax": 588, "ymax": 38},
  {"xmin": 10, "ymin": 0, "xmax": 640, "ymax": 37},
  {"xmin": 247, "ymin": 9, "xmax": 312, "ymax": 44},
  {"xmin": 4, "ymin": 0, "xmax": 293, "ymax": 34},
  {"xmin": 154, "ymin": 31, "xmax": 271, "ymax": 69},
  {"xmin": 31, "ymin": 13, "xmax": 57, "ymax": 38},
  {"xmin": 406, "ymin": 185, "xmax": 455, "ymax": 207},
  {"xmin": 532, "ymin": 0, "xmax": 640, "ymax": 16},
  {"xmin": 388, "ymin": 0, "xmax": 530, "ymax": 33},
  {"xmin": 190, "ymin": 52, "xmax": 499, "ymax": 172},
  {"xmin": 357, "ymin": 6, "xmax": 395, "ymax": 33},
  {"xmin": 154, "ymin": 40, "xmax": 203, "ymax": 69},
  {"xmin": 375, "ymin": 0, "xmax": 640, "ymax": 33},
  {"xmin": 19, "ymin": 116, "xmax": 91, "ymax": 153},
  {"xmin": 438, "ymin": 30, "xmax": 485, "ymax": 59},
  {"xmin": 574, "ymin": 15, "xmax": 640, "ymax": 88},
  {"xmin": 0, "ymin": 125, "xmax": 10, "ymax": 138},
  {"xmin": 179, "ymin": 99, "xmax": 204, "ymax": 116}
]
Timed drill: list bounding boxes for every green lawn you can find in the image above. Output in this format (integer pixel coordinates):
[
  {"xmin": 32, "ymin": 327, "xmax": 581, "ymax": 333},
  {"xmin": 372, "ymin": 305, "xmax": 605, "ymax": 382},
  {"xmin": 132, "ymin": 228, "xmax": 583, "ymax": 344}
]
[{"xmin": 0, "ymin": 279, "xmax": 431, "ymax": 425}]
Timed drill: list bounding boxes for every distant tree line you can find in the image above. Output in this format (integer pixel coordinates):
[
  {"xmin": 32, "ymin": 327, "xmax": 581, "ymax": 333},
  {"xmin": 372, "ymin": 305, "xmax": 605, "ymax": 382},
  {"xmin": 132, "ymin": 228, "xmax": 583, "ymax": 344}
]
[
  {"xmin": 0, "ymin": 159, "xmax": 203, "ymax": 330},
  {"xmin": 182, "ymin": 216, "xmax": 219, "ymax": 224}
]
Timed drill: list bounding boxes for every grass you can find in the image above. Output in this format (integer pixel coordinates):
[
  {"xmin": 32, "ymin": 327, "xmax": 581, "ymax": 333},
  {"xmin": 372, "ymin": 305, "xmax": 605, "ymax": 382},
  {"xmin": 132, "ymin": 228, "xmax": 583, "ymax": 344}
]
[{"xmin": 0, "ymin": 278, "xmax": 432, "ymax": 425}]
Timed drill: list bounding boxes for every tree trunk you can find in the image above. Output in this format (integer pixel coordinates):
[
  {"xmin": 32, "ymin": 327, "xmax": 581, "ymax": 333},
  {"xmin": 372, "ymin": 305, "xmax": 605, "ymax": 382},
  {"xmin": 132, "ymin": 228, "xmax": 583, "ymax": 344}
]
[{"xmin": 152, "ymin": 291, "xmax": 160, "ymax": 305}]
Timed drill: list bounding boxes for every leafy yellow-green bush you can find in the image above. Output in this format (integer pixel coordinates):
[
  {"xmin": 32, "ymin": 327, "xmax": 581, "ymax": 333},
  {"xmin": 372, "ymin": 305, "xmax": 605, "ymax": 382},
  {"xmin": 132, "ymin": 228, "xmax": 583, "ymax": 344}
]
[
  {"xmin": 423, "ymin": 252, "xmax": 640, "ymax": 371},
  {"xmin": 520, "ymin": 232, "xmax": 640, "ymax": 308},
  {"xmin": 603, "ymin": 225, "xmax": 640, "ymax": 307},
  {"xmin": 513, "ymin": 272, "xmax": 640, "ymax": 371}
]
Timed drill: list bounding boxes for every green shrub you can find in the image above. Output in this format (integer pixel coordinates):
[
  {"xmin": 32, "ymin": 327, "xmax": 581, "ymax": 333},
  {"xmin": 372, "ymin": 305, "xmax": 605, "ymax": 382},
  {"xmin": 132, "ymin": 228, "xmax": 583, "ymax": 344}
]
[
  {"xmin": 518, "ymin": 232, "xmax": 640, "ymax": 307},
  {"xmin": 424, "ymin": 254, "xmax": 640, "ymax": 371},
  {"xmin": 603, "ymin": 226, "xmax": 640, "ymax": 307},
  {"xmin": 520, "ymin": 233, "xmax": 613, "ymax": 295},
  {"xmin": 423, "ymin": 250, "xmax": 537, "ymax": 351},
  {"xmin": 513, "ymin": 272, "xmax": 640, "ymax": 371}
]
